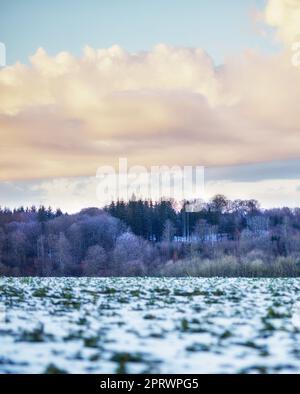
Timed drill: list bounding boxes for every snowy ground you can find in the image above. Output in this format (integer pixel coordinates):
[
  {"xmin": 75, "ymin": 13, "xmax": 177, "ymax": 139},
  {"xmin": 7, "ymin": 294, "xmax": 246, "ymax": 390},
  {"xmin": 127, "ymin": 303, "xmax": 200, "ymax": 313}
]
[{"xmin": 1, "ymin": 277, "xmax": 300, "ymax": 374}]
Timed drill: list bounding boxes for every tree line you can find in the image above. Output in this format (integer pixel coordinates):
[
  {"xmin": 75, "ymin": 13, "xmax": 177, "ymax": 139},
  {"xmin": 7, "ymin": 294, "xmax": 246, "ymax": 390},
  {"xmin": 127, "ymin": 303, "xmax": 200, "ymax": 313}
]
[{"xmin": 1, "ymin": 195, "xmax": 300, "ymax": 277}]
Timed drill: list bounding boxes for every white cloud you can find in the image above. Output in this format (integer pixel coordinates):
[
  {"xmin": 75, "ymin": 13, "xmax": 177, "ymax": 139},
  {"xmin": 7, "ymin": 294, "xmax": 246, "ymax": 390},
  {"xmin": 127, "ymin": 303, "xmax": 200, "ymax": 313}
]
[
  {"xmin": 0, "ymin": 44, "xmax": 299, "ymax": 181},
  {"xmin": 264, "ymin": 0, "xmax": 300, "ymax": 44}
]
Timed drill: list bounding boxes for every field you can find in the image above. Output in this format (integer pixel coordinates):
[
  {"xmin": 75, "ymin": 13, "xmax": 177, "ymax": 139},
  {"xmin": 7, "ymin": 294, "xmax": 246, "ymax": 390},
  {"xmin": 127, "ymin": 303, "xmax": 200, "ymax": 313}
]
[{"xmin": 1, "ymin": 277, "xmax": 300, "ymax": 374}]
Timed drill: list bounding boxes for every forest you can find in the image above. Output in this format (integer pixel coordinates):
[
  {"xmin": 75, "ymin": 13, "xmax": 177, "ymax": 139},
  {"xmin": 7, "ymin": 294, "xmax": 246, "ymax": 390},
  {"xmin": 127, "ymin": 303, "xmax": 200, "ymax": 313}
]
[{"xmin": 1, "ymin": 195, "xmax": 300, "ymax": 277}]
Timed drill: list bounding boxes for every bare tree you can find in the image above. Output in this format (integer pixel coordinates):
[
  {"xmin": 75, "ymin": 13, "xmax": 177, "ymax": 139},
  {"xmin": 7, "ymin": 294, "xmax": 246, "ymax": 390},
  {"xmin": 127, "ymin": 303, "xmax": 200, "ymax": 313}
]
[{"xmin": 82, "ymin": 245, "xmax": 107, "ymax": 276}]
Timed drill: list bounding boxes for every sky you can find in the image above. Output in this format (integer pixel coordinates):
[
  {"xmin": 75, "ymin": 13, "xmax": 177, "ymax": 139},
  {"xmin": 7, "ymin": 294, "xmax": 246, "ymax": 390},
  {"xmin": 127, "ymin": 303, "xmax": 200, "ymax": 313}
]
[
  {"xmin": 1, "ymin": 0, "xmax": 277, "ymax": 65},
  {"xmin": 1, "ymin": 0, "xmax": 300, "ymax": 212}
]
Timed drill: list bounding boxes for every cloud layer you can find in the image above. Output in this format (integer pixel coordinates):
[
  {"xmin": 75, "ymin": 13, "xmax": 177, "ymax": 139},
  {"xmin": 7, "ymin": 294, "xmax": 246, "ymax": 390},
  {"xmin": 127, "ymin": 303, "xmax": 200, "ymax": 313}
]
[
  {"xmin": 0, "ymin": 0, "xmax": 300, "ymax": 181},
  {"xmin": 264, "ymin": 0, "xmax": 300, "ymax": 44}
]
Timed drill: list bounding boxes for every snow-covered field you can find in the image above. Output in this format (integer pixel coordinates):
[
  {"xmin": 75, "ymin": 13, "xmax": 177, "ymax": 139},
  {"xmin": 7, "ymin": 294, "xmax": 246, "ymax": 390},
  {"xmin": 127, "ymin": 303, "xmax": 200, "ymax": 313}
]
[{"xmin": 1, "ymin": 277, "xmax": 300, "ymax": 374}]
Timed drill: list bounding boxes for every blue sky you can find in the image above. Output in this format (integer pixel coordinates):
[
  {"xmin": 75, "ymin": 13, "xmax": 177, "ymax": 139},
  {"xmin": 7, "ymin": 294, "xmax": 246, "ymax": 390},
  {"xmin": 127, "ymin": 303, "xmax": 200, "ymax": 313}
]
[{"xmin": 1, "ymin": 0, "xmax": 278, "ymax": 65}]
